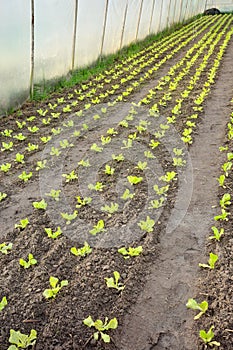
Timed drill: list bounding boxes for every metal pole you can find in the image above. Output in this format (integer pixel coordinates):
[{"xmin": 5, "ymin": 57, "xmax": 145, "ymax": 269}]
[
  {"xmin": 120, "ymin": 1, "xmax": 128, "ymax": 50},
  {"xmin": 71, "ymin": 0, "xmax": 78, "ymax": 71},
  {"xmin": 135, "ymin": 0, "xmax": 144, "ymax": 41},
  {"xmin": 149, "ymin": 0, "xmax": 156, "ymax": 34},
  {"xmin": 30, "ymin": 0, "xmax": 34, "ymax": 98},
  {"xmin": 100, "ymin": 0, "xmax": 109, "ymax": 59}
]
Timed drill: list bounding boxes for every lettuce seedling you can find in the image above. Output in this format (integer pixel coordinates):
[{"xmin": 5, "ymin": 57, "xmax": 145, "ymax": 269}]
[
  {"xmin": 19, "ymin": 254, "xmax": 37, "ymax": 269},
  {"xmin": 36, "ymin": 160, "xmax": 48, "ymax": 171},
  {"xmin": 89, "ymin": 220, "xmax": 105, "ymax": 235},
  {"xmin": 15, "ymin": 218, "xmax": 29, "ymax": 230},
  {"xmin": 101, "ymin": 136, "xmax": 111, "ymax": 145},
  {"xmin": 149, "ymin": 140, "xmax": 160, "ymax": 149},
  {"xmin": 37, "ymin": 108, "xmax": 47, "ymax": 116},
  {"xmin": 83, "ymin": 316, "xmax": 118, "ymax": 343},
  {"xmin": 16, "ymin": 120, "xmax": 26, "ymax": 129},
  {"xmin": 45, "ymin": 189, "xmax": 61, "ymax": 201},
  {"xmin": 13, "ymin": 133, "xmax": 27, "ymax": 141},
  {"xmin": 127, "ymin": 176, "xmax": 143, "ymax": 185},
  {"xmin": 208, "ymin": 226, "xmax": 224, "ymax": 242},
  {"xmin": 0, "ymin": 192, "xmax": 7, "ymax": 202},
  {"xmin": 118, "ymin": 246, "xmax": 143, "ymax": 259},
  {"xmin": 107, "ymin": 128, "xmax": 118, "ymax": 136},
  {"xmin": 0, "ymin": 163, "xmax": 11, "ymax": 172},
  {"xmin": 222, "ymin": 161, "xmax": 232, "ymax": 176},
  {"xmin": 78, "ymin": 159, "xmax": 90, "ymax": 167},
  {"xmin": 75, "ymin": 196, "xmax": 92, "ymax": 208},
  {"xmin": 138, "ymin": 216, "xmax": 155, "ymax": 233},
  {"xmin": 144, "ymin": 150, "xmax": 155, "ymax": 159},
  {"xmin": 33, "ymin": 199, "xmax": 47, "ymax": 210},
  {"xmin": 219, "ymin": 193, "xmax": 231, "ymax": 209},
  {"xmin": 173, "ymin": 157, "xmax": 186, "ymax": 166},
  {"xmin": 121, "ymin": 139, "xmax": 132, "ymax": 149},
  {"xmin": 51, "ymin": 127, "xmax": 62, "ymax": 135},
  {"xmin": 173, "ymin": 148, "xmax": 183, "ymax": 156},
  {"xmin": 186, "ymin": 298, "xmax": 208, "ymax": 320},
  {"xmin": 18, "ymin": 171, "xmax": 32, "ymax": 182},
  {"xmin": 214, "ymin": 209, "xmax": 230, "ymax": 221},
  {"xmin": 50, "ymin": 146, "xmax": 61, "ymax": 157},
  {"xmin": 199, "ymin": 252, "xmax": 218, "ymax": 269},
  {"xmin": 45, "ymin": 227, "xmax": 62, "ymax": 239},
  {"xmin": 154, "ymin": 184, "xmax": 169, "ymax": 195},
  {"xmin": 159, "ymin": 171, "xmax": 177, "ymax": 182},
  {"xmin": 121, "ymin": 189, "xmax": 134, "ymax": 200},
  {"xmin": 1, "ymin": 141, "xmax": 13, "ymax": 151},
  {"xmin": 112, "ymin": 153, "xmax": 125, "ymax": 162},
  {"xmin": 90, "ymin": 143, "xmax": 103, "ymax": 153},
  {"xmin": 70, "ymin": 242, "xmax": 92, "ymax": 257},
  {"xmin": 40, "ymin": 136, "xmax": 51, "ymax": 144},
  {"xmin": 105, "ymin": 165, "xmax": 115, "ymax": 175},
  {"xmin": 8, "ymin": 329, "xmax": 37, "ymax": 349},
  {"xmin": 0, "ymin": 296, "xmax": 7, "ymax": 311},
  {"xmin": 199, "ymin": 326, "xmax": 220, "ymax": 347},
  {"xmin": 1, "ymin": 129, "xmax": 13, "ymax": 137},
  {"xmin": 105, "ymin": 271, "xmax": 125, "ymax": 291},
  {"xmin": 59, "ymin": 139, "xmax": 74, "ymax": 149},
  {"xmin": 88, "ymin": 182, "xmax": 104, "ymax": 191},
  {"xmin": 217, "ymin": 174, "xmax": 225, "ymax": 188},
  {"xmin": 60, "ymin": 211, "xmax": 78, "ymax": 225},
  {"xmin": 149, "ymin": 197, "xmax": 165, "ymax": 209},
  {"xmin": 136, "ymin": 161, "xmax": 148, "ymax": 171},
  {"xmin": 28, "ymin": 126, "xmax": 39, "ymax": 133},
  {"xmin": 43, "ymin": 276, "xmax": 68, "ymax": 299},
  {"xmin": 26, "ymin": 143, "xmax": 38, "ymax": 152},
  {"xmin": 0, "ymin": 242, "xmax": 13, "ymax": 254},
  {"xmin": 101, "ymin": 203, "xmax": 119, "ymax": 215},
  {"xmin": 62, "ymin": 170, "xmax": 78, "ymax": 182}
]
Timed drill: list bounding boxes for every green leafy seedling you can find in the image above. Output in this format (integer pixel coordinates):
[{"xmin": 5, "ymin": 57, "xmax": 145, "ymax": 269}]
[
  {"xmin": 186, "ymin": 298, "xmax": 208, "ymax": 320},
  {"xmin": 136, "ymin": 161, "xmax": 148, "ymax": 171},
  {"xmin": 153, "ymin": 184, "xmax": 169, "ymax": 195},
  {"xmin": 112, "ymin": 153, "xmax": 125, "ymax": 162},
  {"xmin": 0, "ymin": 192, "xmax": 7, "ymax": 202},
  {"xmin": 159, "ymin": 171, "xmax": 177, "ymax": 182},
  {"xmin": 43, "ymin": 276, "xmax": 68, "ymax": 299},
  {"xmin": 50, "ymin": 147, "xmax": 61, "ymax": 157},
  {"xmin": 32, "ymin": 199, "xmax": 47, "ymax": 210},
  {"xmin": 0, "ymin": 242, "xmax": 13, "ymax": 255},
  {"xmin": 0, "ymin": 296, "xmax": 7, "ymax": 311},
  {"xmin": 149, "ymin": 197, "xmax": 165, "ymax": 209},
  {"xmin": 18, "ymin": 171, "xmax": 32, "ymax": 182},
  {"xmin": 15, "ymin": 218, "xmax": 29, "ymax": 230},
  {"xmin": 118, "ymin": 246, "xmax": 143, "ymax": 259},
  {"xmin": 60, "ymin": 211, "xmax": 78, "ymax": 225},
  {"xmin": 219, "ymin": 193, "xmax": 231, "ymax": 209},
  {"xmin": 76, "ymin": 196, "xmax": 92, "ymax": 208},
  {"xmin": 138, "ymin": 216, "xmax": 155, "ymax": 233},
  {"xmin": 36, "ymin": 160, "xmax": 48, "ymax": 171},
  {"xmin": 88, "ymin": 182, "xmax": 104, "ymax": 191},
  {"xmin": 45, "ymin": 189, "xmax": 61, "ymax": 201},
  {"xmin": 83, "ymin": 316, "xmax": 118, "ymax": 343},
  {"xmin": 101, "ymin": 203, "xmax": 119, "ymax": 215},
  {"xmin": 89, "ymin": 220, "xmax": 105, "ymax": 235},
  {"xmin": 199, "ymin": 326, "xmax": 220, "ymax": 347},
  {"xmin": 105, "ymin": 164, "xmax": 115, "ymax": 175},
  {"xmin": 0, "ymin": 163, "xmax": 11, "ymax": 172},
  {"xmin": 78, "ymin": 159, "xmax": 90, "ymax": 167},
  {"xmin": 121, "ymin": 189, "xmax": 134, "ymax": 200},
  {"xmin": 8, "ymin": 329, "xmax": 37, "ymax": 349},
  {"xmin": 214, "ymin": 209, "xmax": 230, "ymax": 221},
  {"xmin": 217, "ymin": 174, "xmax": 225, "ymax": 188},
  {"xmin": 208, "ymin": 226, "xmax": 224, "ymax": 242},
  {"xmin": 70, "ymin": 242, "xmax": 92, "ymax": 257},
  {"xmin": 1, "ymin": 141, "xmax": 13, "ymax": 151},
  {"xmin": 26, "ymin": 143, "xmax": 38, "ymax": 152},
  {"xmin": 62, "ymin": 170, "xmax": 78, "ymax": 182},
  {"xmin": 105, "ymin": 271, "xmax": 125, "ymax": 291},
  {"xmin": 90, "ymin": 143, "xmax": 103, "ymax": 152},
  {"xmin": 199, "ymin": 252, "xmax": 218, "ymax": 269},
  {"xmin": 127, "ymin": 175, "xmax": 143, "ymax": 185},
  {"xmin": 19, "ymin": 254, "xmax": 37, "ymax": 269},
  {"xmin": 45, "ymin": 227, "xmax": 62, "ymax": 239}
]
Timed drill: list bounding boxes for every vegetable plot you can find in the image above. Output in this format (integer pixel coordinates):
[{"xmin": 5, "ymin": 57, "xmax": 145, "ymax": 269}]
[{"xmin": 0, "ymin": 15, "xmax": 233, "ymax": 349}]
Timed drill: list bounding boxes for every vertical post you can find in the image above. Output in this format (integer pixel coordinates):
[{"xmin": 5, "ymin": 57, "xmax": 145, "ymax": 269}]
[
  {"xmin": 100, "ymin": 0, "xmax": 109, "ymax": 59},
  {"xmin": 135, "ymin": 0, "xmax": 144, "ymax": 41},
  {"xmin": 120, "ymin": 1, "xmax": 128, "ymax": 50},
  {"xmin": 184, "ymin": 0, "xmax": 189, "ymax": 20},
  {"xmin": 149, "ymin": 0, "xmax": 156, "ymax": 34},
  {"xmin": 71, "ymin": 0, "xmax": 78, "ymax": 71},
  {"xmin": 178, "ymin": 0, "xmax": 184, "ymax": 23},
  {"xmin": 167, "ymin": 0, "xmax": 172, "ymax": 28},
  {"xmin": 158, "ymin": 0, "xmax": 164, "ymax": 33},
  {"xmin": 30, "ymin": 0, "xmax": 34, "ymax": 98}
]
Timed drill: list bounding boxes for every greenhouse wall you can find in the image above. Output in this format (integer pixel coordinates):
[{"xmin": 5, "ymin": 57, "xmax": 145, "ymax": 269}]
[
  {"xmin": 0, "ymin": 0, "xmax": 208, "ymax": 115},
  {"xmin": 205, "ymin": 0, "xmax": 233, "ymax": 12}
]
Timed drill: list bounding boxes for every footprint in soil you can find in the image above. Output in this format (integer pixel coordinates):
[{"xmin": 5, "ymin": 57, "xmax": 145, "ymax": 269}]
[{"xmin": 151, "ymin": 332, "xmax": 179, "ymax": 349}]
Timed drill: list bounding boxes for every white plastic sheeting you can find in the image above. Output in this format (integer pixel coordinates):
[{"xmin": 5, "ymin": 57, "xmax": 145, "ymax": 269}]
[
  {"xmin": 0, "ymin": 0, "xmax": 31, "ymax": 112},
  {"xmin": 205, "ymin": 0, "xmax": 233, "ymax": 12},
  {"xmin": 0, "ymin": 0, "xmax": 211, "ymax": 114}
]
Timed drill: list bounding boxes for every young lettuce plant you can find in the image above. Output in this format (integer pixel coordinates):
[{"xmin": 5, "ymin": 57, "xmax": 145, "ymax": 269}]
[
  {"xmin": 83, "ymin": 316, "xmax": 118, "ymax": 343},
  {"xmin": 214, "ymin": 209, "xmax": 230, "ymax": 221},
  {"xmin": 0, "ymin": 296, "xmax": 7, "ymax": 311},
  {"xmin": 90, "ymin": 143, "xmax": 103, "ymax": 153},
  {"xmin": 104, "ymin": 164, "xmax": 115, "ymax": 175},
  {"xmin": 70, "ymin": 242, "xmax": 92, "ymax": 258},
  {"xmin": 60, "ymin": 211, "xmax": 78, "ymax": 225},
  {"xmin": 208, "ymin": 226, "xmax": 224, "ymax": 242},
  {"xmin": 14, "ymin": 153, "xmax": 25, "ymax": 164},
  {"xmin": 36, "ymin": 160, "xmax": 48, "ymax": 171},
  {"xmin": 101, "ymin": 203, "xmax": 119, "ymax": 215},
  {"xmin": 121, "ymin": 189, "xmax": 135, "ymax": 200},
  {"xmin": 0, "ymin": 242, "xmax": 13, "ymax": 254},
  {"xmin": 75, "ymin": 196, "xmax": 92, "ymax": 208},
  {"xmin": 199, "ymin": 326, "xmax": 220, "ymax": 347},
  {"xmin": 118, "ymin": 246, "xmax": 143, "ymax": 259},
  {"xmin": 105, "ymin": 271, "xmax": 125, "ymax": 291},
  {"xmin": 88, "ymin": 182, "xmax": 105, "ymax": 191},
  {"xmin": 18, "ymin": 171, "xmax": 32, "ymax": 182},
  {"xmin": 149, "ymin": 197, "xmax": 165, "ymax": 209},
  {"xmin": 78, "ymin": 159, "xmax": 90, "ymax": 167},
  {"xmin": 19, "ymin": 254, "xmax": 37, "ymax": 269},
  {"xmin": 44, "ymin": 227, "xmax": 62, "ymax": 239},
  {"xmin": 186, "ymin": 298, "xmax": 208, "ymax": 320},
  {"xmin": 112, "ymin": 153, "xmax": 125, "ymax": 162},
  {"xmin": 15, "ymin": 218, "xmax": 29, "ymax": 230},
  {"xmin": 0, "ymin": 163, "xmax": 11, "ymax": 173},
  {"xmin": 219, "ymin": 193, "xmax": 231, "ymax": 209},
  {"xmin": 138, "ymin": 216, "xmax": 155, "ymax": 233},
  {"xmin": 127, "ymin": 176, "xmax": 143, "ymax": 185},
  {"xmin": 43, "ymin": 276, "xmax": 68, "ymax": 299},
  {"xmin": 32, "ymin": 199, "xmax": 47, "ymax": 210},
  {"xmin": 1, "ymin": 141, "xmax": 13, "ymax": 151},
  {"xmin": 45, "ymin": 189, "xmax": 61, "ymax": 201},
  {"xmin": 26, "ymin": 143, "xmax": 38, "ymax": 152},
  {"xmin": 159, "ymin": 171, "xmax": 177, "ymax": 182},
  {"xmin": 62, "ymin": 170, "xmax": 78, "ymax": 182},
  {"xmin": 0, "ymin": 192, "xmax": 7, "ymax": 202},
  {"xmin": 89, "ymin": 220, "xmax": 105, "ymax": 235},
  {"xmin": 8, "ymin": 329, "xmax": 37, "ymax": 349},
  {"xmin": 199, "ymin": 252, "xmax": 218, "ymax": 270}
]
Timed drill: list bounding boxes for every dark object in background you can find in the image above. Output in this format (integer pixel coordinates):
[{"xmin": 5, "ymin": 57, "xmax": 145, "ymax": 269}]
[{"xmin": 204, "ymin": 8, "xmax": 221, "ymax": 15}]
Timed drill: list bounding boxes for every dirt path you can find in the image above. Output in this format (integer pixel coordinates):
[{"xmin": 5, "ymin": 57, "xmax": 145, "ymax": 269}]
[{"xmin": 118, "ymin": 37, "xmax": 233, "ymax": 350}]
